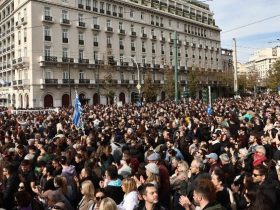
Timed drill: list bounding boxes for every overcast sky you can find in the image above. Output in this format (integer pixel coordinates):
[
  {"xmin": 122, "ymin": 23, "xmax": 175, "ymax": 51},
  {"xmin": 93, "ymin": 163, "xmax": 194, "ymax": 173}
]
[{"xmin": 207, "ymin": 0, "xmax": 280, "ymax": 63}]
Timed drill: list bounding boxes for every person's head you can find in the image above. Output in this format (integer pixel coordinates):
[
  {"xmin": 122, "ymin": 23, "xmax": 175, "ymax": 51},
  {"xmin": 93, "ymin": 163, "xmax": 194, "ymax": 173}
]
[
  {"xmin": 211, "ymin": 168, "xmax": 225, "ymax": 189},
  {"xmin": 249, "ymin": 134, "xmax": 257, "ymax": 144},
  {"xmin": 95, "ymin": 189, "xmax": 106, "ymax": 205},
  {"xmin": 105, "ymin": 165, "xmax": 118, "ymax": 181},
  {"xmin": 255, "ymin": 145, "xmax": 266, "ymax": 157},
  {"xmin": 3, "ymin": 164, "xmax": 15, "ymax": 177},
  {"xmin": 122, "ymin": 150, "xmax": 131, "ymax": 162},
  {"xmin": 44, "ymin": 190, "xmax": 63, "ymax": 207},
  {"xmin": 18, "ymin": 182, "xmax": 26, "ymax": 191},
  {"xmin": 205, "ymin": 153, "xmax": 218, "ymax": 165},
  {"xmin": 141, "ymin": 183, "xmax": 159, "ymax": 205},
  {"xmin": 121, "ymin": 178, "xmax": 137, "ymax": 194},
  {"xmin": 43, "ymin": 165, "xmax": 54, "ymax": 177},
  {"xmin": 99, "ymin": 197, "xmax": 117, "ymax": 210},
  {"xmin": 15, "ymin": 191, "xmax": 32, "ymax": 208},
  {"xmin": 177, "ymin": 160, "xmax": 189, "ymax": 173},
  {"xmin": 52, "ymin": 157, "xmax": 61, "ymax": 169},
  {"xmin": 80, "ymin": 167, "xmax": 91, "ymax": 179},
  {"xmin": 81, "ymin": 180, "xmax": 95, "ymax": 200},
  {"xmin": 54, "ymin": 176, "xmax": 68, "ymax": 195},
  {"xmin": 252, "ymin": 164, "xmax": 268, "ymax": 184},
  {"xmin": 20, "ymin": 160, "xmax": 30, "ymax": 173},
  {"xmin": 193, "ymin": 179, "xmax": 216, "ymax": 207},
  {"xmin": 219, "ymin": 153, "xmax": 230, "ymax": 165},
  {"xmin": 190, "ymin": 158, "xmax": 204, "ymax": 175},
  {"xmin": 145, "ymin": 162, "xmax": 159, "ymax": 177}
]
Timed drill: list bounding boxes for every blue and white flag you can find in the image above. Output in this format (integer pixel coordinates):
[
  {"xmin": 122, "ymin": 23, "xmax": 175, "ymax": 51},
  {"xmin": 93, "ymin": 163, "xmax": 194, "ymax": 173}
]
[
  {"xmin": 207, "ymin": 104, "xmax": 213, "ymax": 115},
  {"xmin": 72, "ymin": 92, "xmax": 83, "ymax": 128}
]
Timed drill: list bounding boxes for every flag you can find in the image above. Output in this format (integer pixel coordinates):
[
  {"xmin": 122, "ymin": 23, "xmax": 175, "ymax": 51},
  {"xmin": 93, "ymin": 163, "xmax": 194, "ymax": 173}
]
[
  {"xmin": 207, "ymin": 105, "xmax": 213, "ymax": 115},
  {"xmin": 72, "ymin": 92, "xmax": 83, "ymax": 128}
]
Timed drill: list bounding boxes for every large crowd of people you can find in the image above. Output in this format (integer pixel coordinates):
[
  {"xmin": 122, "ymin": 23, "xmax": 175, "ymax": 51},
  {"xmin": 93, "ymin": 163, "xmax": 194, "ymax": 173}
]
[{"xmin": 1, "ymin": 94, "xmax": 280, "ymax": 210}]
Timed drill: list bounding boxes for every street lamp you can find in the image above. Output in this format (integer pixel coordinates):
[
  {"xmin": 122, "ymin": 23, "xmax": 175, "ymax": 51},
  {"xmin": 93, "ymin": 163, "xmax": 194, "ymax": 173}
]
[{"xmin": 122, "ymin": 56, "xmax": 141, "ymax": 105}]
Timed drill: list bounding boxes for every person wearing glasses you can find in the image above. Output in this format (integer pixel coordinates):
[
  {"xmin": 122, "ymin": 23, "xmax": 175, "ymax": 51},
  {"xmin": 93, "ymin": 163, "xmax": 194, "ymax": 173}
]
[
  {"xmin": 92, "ymin": 189, "xmax": 106, "ymax": 210},
  {"xmin": 18, "ymin": 182, "xmax": 26, "ymax": 191}
]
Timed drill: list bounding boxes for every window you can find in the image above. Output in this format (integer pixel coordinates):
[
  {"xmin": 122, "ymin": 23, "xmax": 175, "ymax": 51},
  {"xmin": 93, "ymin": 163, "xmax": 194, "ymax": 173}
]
[
  {"xmin": 141, "ymin": 12, "xmax": 144, "ymax": 20},
  {"xmin": 130, "ymin": 10, "xmax": 134, "ymax": 18},
  {"xmin": 120, "ymin": 54, "xmax": 124, "ymax": 63},
  {"xmin": 24, "ymin": 28, "xmax": 27, "ymax": 42},
  {"xmin": 169, "ymin": 19, "xmax": 172, "ymax": 27},
  {"xmin": 93, "ymin": 17, "xmax": 98, "ymax": 24},
  {"xmin": 151, "ymin": 28, "xmax": 154, "ymax": 36},
  {"xmin": 130, "ymin": 24, "xmax": 134, "ymax": 32},
  {"xmin": 62, "ymin": 48, "xmax": 68, "ymax": 58},
  {"xmin": 62, "ymin": 10, "xmax": 68, "ymax": 20},
  {"xmin": 141, "ymin": 27, "xmax": 145, "ymax": 34},
  {"xmin": 93, "ymin": 0, "xmax": 98, "ymax": 8},
  {"xmin": 161, "ymin": 31, "xmax": 164, "ymax": 38},
  {"xmin": 62, "ymin": 29, "xmax": 68, "ymax": 38},
  {"xmin": 131, "ymin": 40, "xmax": 135, "ymax": 48},
  {"xmin": 79, "ymin": 70, "xmax": 85, "ymax": 79},
  {"xmin": 78, "ymin": 0, "xmax": 83, "ymax": 4},
  {"xmin": 100, "ymin": 2, "xmax": 104, "ymax": 10},
  {"xmin": 78, "ymin": 32, "xmax": 84, "ymax": 40},
  {"xmin": 44, "ymin": 26, "xmax": 51, "ymax": 36},
  {"xmin": 63, "ymin": 71, "xmax": 69, "ymax": 79},
  {"xmin": 44, "ymin": 7, "xmax": 51, "ymax": 17},
  {"xmin": 119, "ymin": 6, "xmax": 123, "ymax": 14},
  {"xmin": 93, "ymin": 34, "xmax": 98, "ymax": 42},
  {"xmin": 45, "ymin": 71, "xmax": 52, "ymax": 79},
  {"xmin": 119, "ymin": 22, "xmax": 123, "ymax": 30},
  {"xmin": 24, "ymin": 47, "xmax": 27, "ymax": 56},
  {"xmin": 142, "ymin": 41, "xmax": 145, "ymax": 49},
  {"xmin": 79, "ymin": 49, "xmax": 84, "ymax": 59},
  {"xmin": 106, "ymin": 3, "xmax": 111, "ymax": 12},
  {"xmin": 120, "ymin": 72, "xmax": 124, "ymax": 80},
  {"xmin": 86, "ymin": 0, "xmax": 90, "ymax": 6},
  {"xmin": 78, "ymin": 14, "xmax": 83, "ymax": 22},
  {"xmin": 107, "ymin": 36, "xmax": 111, "ymax": 44},
  {"xmin": 113, "ymin": 5, "xmax": 117, "ymax": 13},
  {"xmin": 44, "ymin": 46, "xmax": 51, "ymax": 56},
  {"xmin": 119, "ymin": 38, "xmax": 123, "ymax": 46},
  {"xmin": 106, "ymin": 19, "xmax": 111, "ymax": 27},
  {"xmin": 93, "ymin": 51, "xmax": 98, "ymax": 60}
]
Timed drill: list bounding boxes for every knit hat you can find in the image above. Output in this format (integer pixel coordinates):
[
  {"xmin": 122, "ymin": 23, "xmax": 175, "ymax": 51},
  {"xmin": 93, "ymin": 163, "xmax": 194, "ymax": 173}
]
[{"xmin": 145, "ymin": 163, "xmax": 159, "ymax": 175}]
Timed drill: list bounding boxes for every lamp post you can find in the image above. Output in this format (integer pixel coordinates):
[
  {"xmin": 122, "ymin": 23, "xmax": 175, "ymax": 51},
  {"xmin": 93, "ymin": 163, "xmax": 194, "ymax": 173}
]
[{"xmin": 123, "ymin": 56, "xmax": 141, "ymax": 105}]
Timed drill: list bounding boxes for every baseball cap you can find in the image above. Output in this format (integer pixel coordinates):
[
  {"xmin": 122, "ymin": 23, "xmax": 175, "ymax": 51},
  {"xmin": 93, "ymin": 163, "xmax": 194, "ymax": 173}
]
[{"xmin": 205, "ymin": 153, "xmax": 218, "ymax": 160}]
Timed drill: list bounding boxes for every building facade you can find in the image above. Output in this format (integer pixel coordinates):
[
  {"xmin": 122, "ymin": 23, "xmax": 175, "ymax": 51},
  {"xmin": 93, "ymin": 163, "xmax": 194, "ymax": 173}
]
[
  {"xmin": 247, "ymin": 46, "xmax": 280, "ymax": 83},
  {"xmin": 0, "ymin": 0, "xmax": 222, "ymax": 108}
]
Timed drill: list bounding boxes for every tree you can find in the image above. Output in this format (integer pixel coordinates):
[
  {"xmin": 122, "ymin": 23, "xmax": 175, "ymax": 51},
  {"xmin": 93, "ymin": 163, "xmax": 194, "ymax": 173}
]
[
  {"xmin": 163, "ymin": 65, "xmax": 175, "ymax": 100},
  {"xmin": 187, "ymin": 67, "xmax": 199, "ymax": 98},
  {"xmin": 142, "ymin": 71, "xmax": 157, "ymax": 102},
  {"xmin": 266, "ymin": 59, "xmax": 280, "ymax": 91}
]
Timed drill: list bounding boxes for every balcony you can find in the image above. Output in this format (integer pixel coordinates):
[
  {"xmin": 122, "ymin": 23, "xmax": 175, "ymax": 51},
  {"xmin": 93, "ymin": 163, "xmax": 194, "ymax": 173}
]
[
  {"xmin": 42, "ymin": 15, "xmax": 54, "ymax": 23},
  {"xmin": 118, "ymin": 29, "xmax": 125, "ymax": 35},
  {"xmin": 79, "ymin": 59, "xmax": 89, "ymax": 64},
  {"xmin": 151, "ymin": 21, "xmax": 154, "ymax": 25},
  {"xmin": 45, "ymin": 79, "xmax": 58, "ymax": 84},
  {"xmin": 100, "ymin": 9, "xmax": 105, "ymax": 13},
  {"xmin": 153, "ymin": 80, "xmax": 161, "ymax": 84},
  {"xmin": 130, "ymin": 31, "xmax": 137, "ymax": 37},
  {"xmin": 161, "ymin": 50, "xmax": 164, "ymax": 54},
  {"xmin": 119, "ymin": 13, "xmax": 123, "ymax": 18},
  {"xmin": 107, "ymin": 43, "xmax": 112, "ymax": 48},
  {"xmin": 93, "ymin": 41, "xmax": 98, "ymax": 47},
  {"xmin": 45, "ymin": 35, "xmax": 51, "ymax": 41},
  {"xmin": 154, "ymin": 64, "xmax": 160, "ymax": 69},
  {"xmin": 113, "ymin": 12, "xmax": 117, "ymax": 16},
  {"xmin": 120, "ymin": 45, "xmax": 124, "ymax": 50},
  {"xmin": 180, "ymin": 66, "xmax": 185, "ymax": 71},
  {"xmin": 12, "ymin": 59, "xmax": 17, "ymax": 65},
  {"xmin": 160, "ymin": 37, "xmax": 165, "ymax": 42},
  {"xmin": 151, "ymin": 35, "xmax": 157, "ymax": 40},
  {"xmin": 106, "ymin": 27, "xmax": 113, "ymax": 33},
  {"xmin": 106, "ymin": 11, "xmax": 111, "ymax": 15},
  {"xmin": 77, "ymin": 21, "xmax": 86, "ymax": 28},
  {"xmin": 79, "ymin": 40, "xmax": 84, "ymax": 45},
  {"xmin": 93, "ymin": 7, "xmax": 98, "ymax": 12},
  {"xmin": 62, "ymin": 57, "xmax": 74, "ymax": 63},
  {"xmin": 62, "ymin": 38, "xmax": 68, "ymax": 43},
  {"xmin": 16, "ymin": 57, "xmax": 29, "ymax": 66},
  {"xmin": 78, "ymin": 4, "xmax": 84, "ymax": 9},
  {"xmin": 44, "ymin": 56, "xmax": 57, "ymax": 62},
  {"xmin": 141, "ymin": 33, "xmax": 147, "ymax": 38},
  {"xmin": 63, "ymin": 79, "xmax": 75, "ymax": 84},
  {"xmin": 79, "ymin": 79, "xmax": 90, "ymax": 84},
  {"xmin": 21, "ymin": 17, "xmax": 27, "ymax": 25},
  {"xmin": 86, "ymin": 5, "xmax": 91, "ymax": 11},
  {"xmin": 152, "ymin": 49, "xmax": 155, "ymax": 54},
  {"xmin": 92, "ymin": 24, "xmax": 100, "ymax": 30},
  {"xmin": 120, "ymin": 79, "xmax": 129, "ymax": 84},
  {"xmin": 142, "ymin": 48, "xmax": 146, "ymax": 53},
  {"xmin": 60, "ymin": 19, "xmax": 70, "ymax": 25}
]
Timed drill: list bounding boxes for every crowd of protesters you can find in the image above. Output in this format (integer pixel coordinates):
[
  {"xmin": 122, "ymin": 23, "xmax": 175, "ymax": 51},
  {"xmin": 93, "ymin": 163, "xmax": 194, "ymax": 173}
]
[{"xmin": 1, "ymin": 94, "xmax": 280, "ymax": 210}]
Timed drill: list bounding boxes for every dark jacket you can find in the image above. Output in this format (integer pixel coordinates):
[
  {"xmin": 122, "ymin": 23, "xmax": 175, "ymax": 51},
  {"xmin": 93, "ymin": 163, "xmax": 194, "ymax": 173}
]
[
  {"xmin": 104, "ymin": 185, "xmax": 124, "ymax": 205},
  {"xmin": 2, "ymin": 173, "xmax": 20, "ymax": 209},
  {"xmin": 134, "ymin": 203, "xmax": 166, "ymax": 210}
]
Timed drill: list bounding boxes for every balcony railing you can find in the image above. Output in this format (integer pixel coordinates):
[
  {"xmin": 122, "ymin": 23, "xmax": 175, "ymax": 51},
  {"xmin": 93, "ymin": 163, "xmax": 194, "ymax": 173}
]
[
  {"xmin": 45, "ymin": 79, "xmax": 58, "ymax": 84},
  {"xmin": 44, "ymin": 16, "xmax": 53, "ymax": 22},
  {"xmin": 62, "ymin": 38, "xmax": 68, "ymax": 43},
  {"xmin": 93, "ymin": 42, "xmax": 98, "ymax": 47},
  {"xmin": 78, "ymin": 22, "xmax": 86, "ymax": 27},
  {"xmin": 106, "ymin": 27, "xmax": 113, "ymax": 32},
  {"xmin": 86, "ymin": 5, "xmax": 91, "ymax": 11},
  {"xmin": 78, "ymin": 4, "xmax": 84, "ymax": 9},
  {"xmin": 130, "ymin": 31, "xmax": 137, "ymax": 36},
  {"xmin": 63, "ymin": 79, "xmax": 75, "ymax": 84},
  {"xmin": 92, "ymin": 24, "xmax": 100, "ymax": 30},
  {"xmin": 79, "ymin": 58, "xmax": 89, "ymax": 64},
  {"xmin": 79, "ymin": 40, "xmax": 84, "ymax": 45},
  {"xmin": 79, "ymin": 79, "xmax": 90, "ymax": 84},
  {"xmin": 45, "ymin": 56, "xmax": 57, "ymax": 62},
  {"xmin": 45, "ymin": 35, "xmax": 51, "ymax": 41},
  {"xmin": 62, "ymin": 57, "xmax": 74, "ymax": 63},
  {"xmin": 61, "ymin": 19, "xmax": 70, "ymax": 25}
]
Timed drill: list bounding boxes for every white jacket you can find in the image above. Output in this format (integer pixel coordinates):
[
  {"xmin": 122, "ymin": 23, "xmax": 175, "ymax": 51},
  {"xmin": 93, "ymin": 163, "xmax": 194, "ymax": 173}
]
[{"xmin": 117, "ymin": 191, "xmax": 139, "ymax": 210}]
